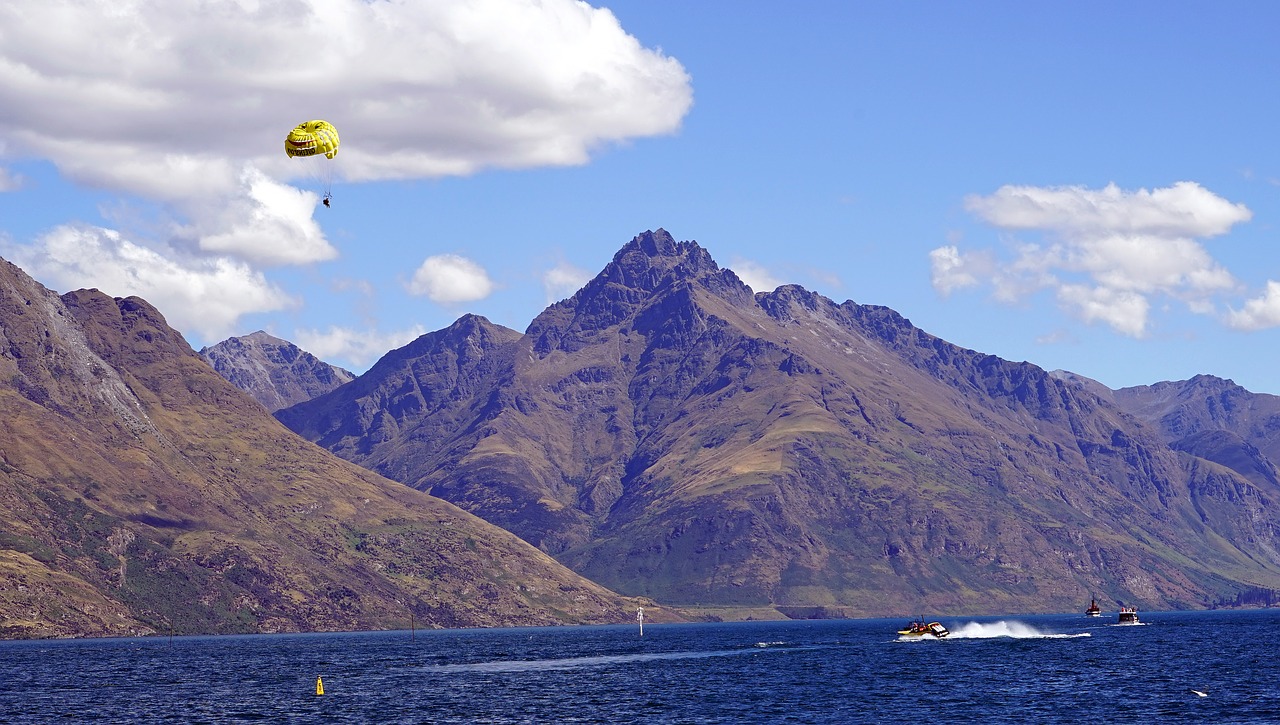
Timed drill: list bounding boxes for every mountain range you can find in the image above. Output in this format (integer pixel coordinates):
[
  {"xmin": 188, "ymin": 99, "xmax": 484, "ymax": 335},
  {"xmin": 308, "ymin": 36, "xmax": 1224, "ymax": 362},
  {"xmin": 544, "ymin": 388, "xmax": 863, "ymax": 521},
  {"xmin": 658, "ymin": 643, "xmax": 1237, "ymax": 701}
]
[
  {"xmin": 8, "ymin": 227, "xmax": 1280, "ymax": 640},
  {"xmin": 270, "ymin": 230, "xmax": 1280, "ymax": 619},
  {"xmin": 0, "ymin": 258, "xmax": 650, "ymax": 638}
]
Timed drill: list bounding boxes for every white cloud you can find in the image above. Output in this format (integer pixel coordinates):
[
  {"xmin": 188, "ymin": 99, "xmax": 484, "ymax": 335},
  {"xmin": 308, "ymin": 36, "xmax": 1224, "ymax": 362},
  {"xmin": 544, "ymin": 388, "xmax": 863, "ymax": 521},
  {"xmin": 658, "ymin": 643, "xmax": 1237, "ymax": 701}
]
[
  {"xmin": 0, "ymin": 0, "xmax": 690, "ymax": 345},
  {"xmin": 1227, "ymin": 281, "xmax": 1280, "ymax": 331},
  {"xmin": 1056, "ymin": 284, "xmax": 1150, "ymax": 338},
  {"xmin": 940, "ymin": 182, "xmax": 1250, "ymax": 337},
  {"xmin": 407, "ymin": 254, "xmax": 495, "ymax": 303},
  {"xmin": 729, "ymin": 258, "xmax": 784, "ymax": 293},
  {"xmin": 543, "ymin": 261, "xmax": 592, "ymax": 304},
  {"xmin": 4, "ymin": 224, "xmax": 296, "ymax": 340},
  {"xmin": 964, "ymin": 182, "xmax": 1251, "ymax": 238},
  {"xmin": 929, "ymin": 245, "xmax": 980, "ymax": 295},
  {"xmin": 0, "ymin": 0, "xmax": 692, "ymax": 192},
  {"xmin": 293, "ymin": 324, "xmax": 428, "ymax": 371},
  {"xmin": 194, "ymin": 167, "xmax": 337, "ymax": 266}
]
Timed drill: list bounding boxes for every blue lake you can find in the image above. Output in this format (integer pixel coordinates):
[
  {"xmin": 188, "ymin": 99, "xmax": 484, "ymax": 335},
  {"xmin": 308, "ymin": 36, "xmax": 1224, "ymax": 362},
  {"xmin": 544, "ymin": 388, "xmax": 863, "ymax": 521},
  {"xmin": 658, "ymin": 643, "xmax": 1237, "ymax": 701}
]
[{"xmin": 3, "ymin": 609, "xmax": 1279, "ymax": 723}]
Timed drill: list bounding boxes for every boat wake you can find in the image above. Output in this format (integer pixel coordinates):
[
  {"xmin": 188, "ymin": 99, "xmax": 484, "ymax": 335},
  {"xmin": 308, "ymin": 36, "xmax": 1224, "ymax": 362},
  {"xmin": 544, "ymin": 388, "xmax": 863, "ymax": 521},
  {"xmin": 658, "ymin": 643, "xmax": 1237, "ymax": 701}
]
[
  {"xmin": 946, "ymin": 620, "xmax": 1091, "ymax": 639},
  {"xmin": 422, "ymin": 644, "xmax": 804, "ymax": 673}
]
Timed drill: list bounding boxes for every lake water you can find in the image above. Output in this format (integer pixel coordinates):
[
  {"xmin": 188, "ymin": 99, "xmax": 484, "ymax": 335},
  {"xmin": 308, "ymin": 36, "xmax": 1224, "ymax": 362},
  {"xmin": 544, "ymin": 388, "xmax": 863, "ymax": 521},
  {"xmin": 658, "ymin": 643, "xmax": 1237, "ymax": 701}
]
[{"xmin": 3, "ymin": 609, "xmax": 1279, "ymax": 723}]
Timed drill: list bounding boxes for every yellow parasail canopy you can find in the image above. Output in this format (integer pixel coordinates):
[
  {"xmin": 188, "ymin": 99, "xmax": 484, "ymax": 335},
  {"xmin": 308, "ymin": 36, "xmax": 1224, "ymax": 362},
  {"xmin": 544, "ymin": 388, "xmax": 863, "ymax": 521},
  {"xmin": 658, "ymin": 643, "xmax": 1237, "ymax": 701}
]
[{"xmin": 285, "ymin": 120, "xmax": 339, "ymax": 159}]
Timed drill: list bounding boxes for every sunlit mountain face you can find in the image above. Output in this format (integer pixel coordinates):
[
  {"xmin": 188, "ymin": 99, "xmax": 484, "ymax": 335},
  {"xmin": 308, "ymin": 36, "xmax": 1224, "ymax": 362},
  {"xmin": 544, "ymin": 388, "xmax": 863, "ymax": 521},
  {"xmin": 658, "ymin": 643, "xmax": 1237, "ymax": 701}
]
[{"xmin": 273, "ymin": 231, "xmax": 1280, "ymax": 618}]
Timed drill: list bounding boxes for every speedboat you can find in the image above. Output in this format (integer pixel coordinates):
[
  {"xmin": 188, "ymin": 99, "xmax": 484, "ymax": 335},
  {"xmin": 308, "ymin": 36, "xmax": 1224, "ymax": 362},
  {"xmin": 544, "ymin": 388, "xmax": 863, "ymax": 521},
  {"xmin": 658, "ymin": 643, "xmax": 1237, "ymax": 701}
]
[
  {"xmin": 897, "ymin": 619, "xmax": 950, "ymax": 638},
  {"xmin": 1117, "ymin": 607, "xmax": 1139, "ymax": 624},
  {"xmin": 1085, "ymin": 598, "xmax": 1101, "ymax": 617}
]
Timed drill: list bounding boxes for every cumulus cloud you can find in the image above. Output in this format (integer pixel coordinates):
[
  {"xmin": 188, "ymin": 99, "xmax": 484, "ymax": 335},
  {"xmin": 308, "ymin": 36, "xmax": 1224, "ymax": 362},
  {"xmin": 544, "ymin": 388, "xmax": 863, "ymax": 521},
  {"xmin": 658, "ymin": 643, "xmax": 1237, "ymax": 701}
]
[
  {"xmin": 293, "ymin": 324, "xmax": 428, "ymax": 370},
  {"xmin": 194, "ymin": 167, "xmax": 338, "ymax": 266},
  {"xmin": 934, "ymin": 182, "xmax": 1250, "ymax": 337},
  {"xmin": 729, "ymin": 258, "xmax": 784, "ymax": 293},
  {"xmin": 406, "ymin": 254, "xmax": 495, "ymax": 303},
  {"xmin": 3, "ymin": 224, "xmax": 296, "ymax": 341},
  {"xmin": 929, "ymin": 246, "xmax": 981, "ymax": 295},
  {"xmin": 0, "ymin": 0, "xmax": 692, "ymax": 192},
  {"xmin": 1056, "ymin": 284, "xmax": 1151, "ymax": 337},
  {"xmin": 1227, "ymin": 281, "xmax": 1280, "ymax": 331},
  {"xmin": 0, "ymin": 0, "xmax": 691, "ymax": 341},
  {"xmin": 543, "ymin": 261, "xmax": 592, "ymax": 304}
]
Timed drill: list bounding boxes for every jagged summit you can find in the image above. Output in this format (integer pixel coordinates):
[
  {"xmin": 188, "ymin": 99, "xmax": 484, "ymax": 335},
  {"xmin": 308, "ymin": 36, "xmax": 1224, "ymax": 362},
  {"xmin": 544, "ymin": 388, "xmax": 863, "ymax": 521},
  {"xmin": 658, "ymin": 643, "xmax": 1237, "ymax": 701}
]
[
  {"xmin": 607, "ymin": 229, "xmax": 720, "ymax": 280},
  {"xmin": 528, "ymin": 230, "xmax": 754, "ymax": 355}
]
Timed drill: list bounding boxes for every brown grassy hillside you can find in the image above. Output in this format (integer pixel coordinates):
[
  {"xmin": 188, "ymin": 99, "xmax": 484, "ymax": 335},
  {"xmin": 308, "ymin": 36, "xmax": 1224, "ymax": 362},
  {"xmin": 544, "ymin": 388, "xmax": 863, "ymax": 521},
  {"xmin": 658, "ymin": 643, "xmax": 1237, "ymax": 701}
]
[{"xmin": 0, "ymin": 258, "xmax": 660, "ymax": 638}]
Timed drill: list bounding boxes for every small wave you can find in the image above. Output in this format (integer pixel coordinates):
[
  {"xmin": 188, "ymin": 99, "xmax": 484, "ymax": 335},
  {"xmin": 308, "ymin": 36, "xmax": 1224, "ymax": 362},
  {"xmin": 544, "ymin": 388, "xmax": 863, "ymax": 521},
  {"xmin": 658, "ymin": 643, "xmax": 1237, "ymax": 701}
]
[
  {"xmin": 753, "ymin": 641, "xmax": 786, "ymax": 648},
  {"xmin": 947, "ymin": 621, "xmax": 1090, "ymax": 639}
]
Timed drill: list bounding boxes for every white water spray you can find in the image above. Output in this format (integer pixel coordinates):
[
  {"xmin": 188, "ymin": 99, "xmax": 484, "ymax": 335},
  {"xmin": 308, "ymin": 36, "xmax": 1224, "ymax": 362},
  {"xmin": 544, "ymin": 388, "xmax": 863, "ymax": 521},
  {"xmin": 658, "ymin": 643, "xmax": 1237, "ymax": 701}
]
[{"xmin": 946, "ymin": 620, "xmax": 1090, "ymax": 639}]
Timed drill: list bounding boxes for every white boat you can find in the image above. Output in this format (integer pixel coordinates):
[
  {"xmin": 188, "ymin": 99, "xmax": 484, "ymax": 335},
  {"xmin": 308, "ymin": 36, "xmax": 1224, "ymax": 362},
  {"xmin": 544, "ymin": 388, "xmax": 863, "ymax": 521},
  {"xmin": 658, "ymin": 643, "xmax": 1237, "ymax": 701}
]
[{"xmin": 1117, "ymin": 607, "xmax": 1139, "ymax": 624}]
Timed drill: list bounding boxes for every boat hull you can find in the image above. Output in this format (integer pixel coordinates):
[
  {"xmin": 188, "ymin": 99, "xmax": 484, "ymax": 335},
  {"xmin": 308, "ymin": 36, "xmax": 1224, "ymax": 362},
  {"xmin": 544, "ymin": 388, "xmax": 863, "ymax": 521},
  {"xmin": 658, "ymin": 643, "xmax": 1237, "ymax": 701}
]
[{"xmin": 897, "ymin": 621, "xmax": 950, "ymax": 638}]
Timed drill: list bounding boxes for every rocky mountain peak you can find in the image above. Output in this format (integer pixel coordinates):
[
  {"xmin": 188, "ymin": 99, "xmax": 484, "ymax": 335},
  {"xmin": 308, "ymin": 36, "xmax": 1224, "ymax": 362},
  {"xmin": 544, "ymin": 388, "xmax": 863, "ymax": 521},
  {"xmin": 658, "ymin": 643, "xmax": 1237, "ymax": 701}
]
[
  {"xmin": 757, "ymin": 283, "xmax": 833, "ymax": 324},
  {"xmin": 528, "ymin": 230, "xmax": 754, "ymax": 356},
  {"xmin": 602, "ymin": 229, "xmax": 720, "ymax": 293},
  {"xmin": 371, "ymin": 314, "xmax": 518, "ymax": 374},
  {"xmin": 441, "ymin": 313, "xmax": 504, "ymax": 347},
  {"xmin": 200, "ymin": 329, "xmax": 355, "ymax": 412}
]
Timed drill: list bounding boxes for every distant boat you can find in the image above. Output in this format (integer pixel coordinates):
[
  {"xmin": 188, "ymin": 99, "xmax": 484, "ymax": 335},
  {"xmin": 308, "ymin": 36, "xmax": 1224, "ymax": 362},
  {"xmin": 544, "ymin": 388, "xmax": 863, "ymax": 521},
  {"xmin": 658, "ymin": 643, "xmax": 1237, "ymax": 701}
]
[
  {"xmin": 1117, "ymin": 607, "xmax": 1140, "ymax": 624},
  {"xmin": 1085, "ymin": 598, "xmax": 1101, "ymax": 617},
  {"xmin": 897, "ymin": 618, "xmax": 950, "ymax": 639}
]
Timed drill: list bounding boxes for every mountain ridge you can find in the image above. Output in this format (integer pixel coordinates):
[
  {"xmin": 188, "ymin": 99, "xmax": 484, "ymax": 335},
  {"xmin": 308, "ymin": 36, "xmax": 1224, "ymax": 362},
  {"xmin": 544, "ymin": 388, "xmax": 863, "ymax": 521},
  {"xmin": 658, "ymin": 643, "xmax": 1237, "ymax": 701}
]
[{"xmin": 274, "ymin": 230, "xmax": 1280, "ymax": 617}]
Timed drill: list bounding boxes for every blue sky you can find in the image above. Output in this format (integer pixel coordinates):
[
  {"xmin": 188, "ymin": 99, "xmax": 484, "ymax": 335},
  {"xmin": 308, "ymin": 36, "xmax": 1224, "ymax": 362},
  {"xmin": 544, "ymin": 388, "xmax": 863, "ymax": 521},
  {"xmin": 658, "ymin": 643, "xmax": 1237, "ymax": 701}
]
[{"xmin": 2, "ymin": 1, "xmax": 1279, "ymax": 395}]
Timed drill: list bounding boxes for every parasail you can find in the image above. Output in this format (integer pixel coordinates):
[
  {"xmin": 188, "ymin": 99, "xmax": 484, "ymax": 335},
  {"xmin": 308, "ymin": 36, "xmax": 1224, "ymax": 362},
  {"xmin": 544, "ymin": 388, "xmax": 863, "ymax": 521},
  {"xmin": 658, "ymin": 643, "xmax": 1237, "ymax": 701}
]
[
  {"xmin": 285, "ymin": 120, "xmax": 339, "ymax": 205},
  {"xmin": 285, "ymin": 120, "xmax": 340, "ymax": 159}
]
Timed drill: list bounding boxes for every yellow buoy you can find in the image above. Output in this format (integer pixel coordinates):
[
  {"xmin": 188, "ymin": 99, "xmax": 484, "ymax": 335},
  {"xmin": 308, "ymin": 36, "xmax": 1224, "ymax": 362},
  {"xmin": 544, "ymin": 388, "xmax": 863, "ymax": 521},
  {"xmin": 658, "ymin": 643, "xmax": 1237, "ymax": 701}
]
[{"xmin": 316, "ymin": 676, "xmax": 325, "ymax": 696}]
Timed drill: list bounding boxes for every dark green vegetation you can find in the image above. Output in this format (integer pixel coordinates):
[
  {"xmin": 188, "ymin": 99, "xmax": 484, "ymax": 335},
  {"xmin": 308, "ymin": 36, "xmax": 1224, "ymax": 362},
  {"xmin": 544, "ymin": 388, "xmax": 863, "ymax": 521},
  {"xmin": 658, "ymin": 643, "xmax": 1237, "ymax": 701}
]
[
  {"xmin": 0, "ymin": 259, "xmax": 652, "ymax": 638},
  {"xmin": 278, "ymin": 230, "xmax": 1280, "ymax": 618}
]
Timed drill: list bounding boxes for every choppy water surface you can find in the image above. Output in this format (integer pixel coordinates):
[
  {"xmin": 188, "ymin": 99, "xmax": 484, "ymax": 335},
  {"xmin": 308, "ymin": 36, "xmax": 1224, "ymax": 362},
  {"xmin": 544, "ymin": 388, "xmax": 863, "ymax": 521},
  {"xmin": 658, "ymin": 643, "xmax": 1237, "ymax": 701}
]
[{"xmin": 3, "ymin": 610, "xmax": 1280, "ymax": 723}]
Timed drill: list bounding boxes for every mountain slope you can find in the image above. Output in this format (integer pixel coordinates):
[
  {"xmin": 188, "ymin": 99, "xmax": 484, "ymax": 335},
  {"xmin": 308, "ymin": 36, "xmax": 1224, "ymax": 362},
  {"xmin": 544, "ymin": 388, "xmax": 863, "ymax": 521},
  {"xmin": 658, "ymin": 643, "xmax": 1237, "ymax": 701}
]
[
  {"xmin": 200, "ymin": 331, "xmax": 354, "ymax": 412},
  {"xmin": 1112, "ymin": 375, "xmax": 1280, "ymax": 491},
  {"xmin": 277, "ymin": 230, "xmax": 1280, "ymax": 617},
  {"xmin": 0, "ymin": 258, "xmax": 648, "ymax": 638}
]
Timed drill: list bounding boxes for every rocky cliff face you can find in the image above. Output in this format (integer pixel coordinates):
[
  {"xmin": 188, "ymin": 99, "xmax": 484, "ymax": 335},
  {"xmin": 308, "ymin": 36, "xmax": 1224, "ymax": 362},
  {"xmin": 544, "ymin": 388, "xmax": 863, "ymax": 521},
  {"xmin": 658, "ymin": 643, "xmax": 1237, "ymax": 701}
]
[
  {"xmin": 276, "ymin": 230, "xmax": 1280, "ymax": 617},
  {"xmin": 200, "ymin": 331, "xmax": 354, "ymax": 412},
  {"xmin": 0, "ymin": 258, "xmax": 652, "ymax": 639}
]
